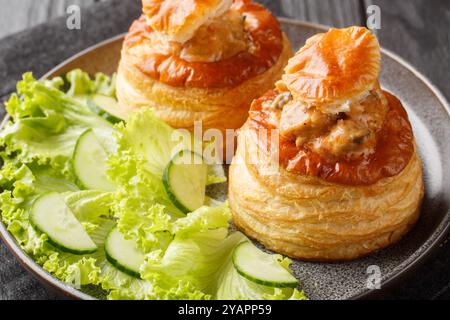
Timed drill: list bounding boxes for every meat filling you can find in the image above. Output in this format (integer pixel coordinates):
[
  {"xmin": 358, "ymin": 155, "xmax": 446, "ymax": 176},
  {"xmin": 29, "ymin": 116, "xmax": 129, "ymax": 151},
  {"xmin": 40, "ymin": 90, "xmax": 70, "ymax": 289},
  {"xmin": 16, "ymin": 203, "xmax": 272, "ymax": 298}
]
[
  {"xmin": 277, "ymin": 89, "xmax": 388, "ymax": 159},
  {"xmin": 149, "ymin": 10, "xmax": 248, "ymax": 63}
]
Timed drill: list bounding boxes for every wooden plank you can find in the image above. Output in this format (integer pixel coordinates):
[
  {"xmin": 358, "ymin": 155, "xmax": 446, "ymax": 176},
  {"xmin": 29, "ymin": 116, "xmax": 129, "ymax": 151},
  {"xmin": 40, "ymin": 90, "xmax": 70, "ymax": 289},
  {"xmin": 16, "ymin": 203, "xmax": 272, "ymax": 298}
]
[
  {"xmin": 0, "ymin": 0, "xmax": 365, "ymax": 40},
  {"xmin": 0, "ymin": 0, "xmax": 142, "ymax": 98},
  {"xmin": 0, "ymin": 0, "xmax": 103, "ymax": 39},
  {"xmin": 364, "ymin": 0, "xmax": 450, "ymax": 101},
  {"xmin": 258, "ymin": 0, "xmax": 365, "ymax": 27},
  {"xmin": 362, "ymin": 0, "xmax": 450, "ymax": 300}
]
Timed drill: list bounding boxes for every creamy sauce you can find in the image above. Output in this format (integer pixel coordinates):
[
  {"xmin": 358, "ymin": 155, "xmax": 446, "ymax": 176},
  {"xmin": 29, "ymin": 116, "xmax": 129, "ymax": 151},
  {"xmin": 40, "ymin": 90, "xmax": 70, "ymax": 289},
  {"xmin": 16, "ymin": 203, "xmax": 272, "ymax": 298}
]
[
  {"xmin": 275, "ymin": 88, "xmax": 388, "ymax": 159},
  {"xmin": 148, "ymin": 11, "xmax": 247, "ymax": 62},
  {"xmin": 180, "ymin": 11, "xmax": 248, "ymax": 62},
  {"xmin": 249, "ymin": 90, "xmax": 414, "ymax": 185}
]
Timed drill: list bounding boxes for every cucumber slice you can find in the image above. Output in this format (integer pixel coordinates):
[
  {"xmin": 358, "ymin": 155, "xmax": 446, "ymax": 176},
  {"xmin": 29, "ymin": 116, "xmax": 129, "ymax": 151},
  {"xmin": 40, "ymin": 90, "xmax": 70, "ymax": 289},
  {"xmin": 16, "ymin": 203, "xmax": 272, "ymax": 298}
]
[
  {"xmin": 162, "ymin": 150, "xmax": 207, "ymax": 214},
  {"xmin": 232, "ymin": 241, "xmax": 299, "ymax": 288},
  {"xmin": 105, "ymin": 227, "xmax": 145, "ymax": 279},
  {"xmin": 30, "ymin": 192, "xmax": 97, "ymax": 255},
  {"xmin": 72, "ymin": 129, "xmax": 116, "ymax": 191},
  {"xmin": 88, "ymin": 94, "xmax": 127, "ymax": 124}
]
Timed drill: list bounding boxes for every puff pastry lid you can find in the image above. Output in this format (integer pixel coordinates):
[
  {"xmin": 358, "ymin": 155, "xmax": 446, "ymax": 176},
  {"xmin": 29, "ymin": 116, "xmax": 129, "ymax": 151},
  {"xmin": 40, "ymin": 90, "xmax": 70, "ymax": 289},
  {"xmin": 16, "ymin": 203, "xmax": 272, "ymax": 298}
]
[
  {"xmin": 142, "ymin": 0, "xmax": 232, "ymax": 43},
  {"xmin": 282, "ymin": 26, "xmax": 381, "ymax": 105}
]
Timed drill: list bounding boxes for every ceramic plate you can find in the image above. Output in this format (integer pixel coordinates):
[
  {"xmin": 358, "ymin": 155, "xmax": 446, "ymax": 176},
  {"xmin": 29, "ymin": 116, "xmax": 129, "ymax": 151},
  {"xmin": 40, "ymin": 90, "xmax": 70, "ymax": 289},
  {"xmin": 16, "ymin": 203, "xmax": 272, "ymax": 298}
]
[{"xmin": 1, "ymin": 19, "xmax": 449, "ymax": 300}]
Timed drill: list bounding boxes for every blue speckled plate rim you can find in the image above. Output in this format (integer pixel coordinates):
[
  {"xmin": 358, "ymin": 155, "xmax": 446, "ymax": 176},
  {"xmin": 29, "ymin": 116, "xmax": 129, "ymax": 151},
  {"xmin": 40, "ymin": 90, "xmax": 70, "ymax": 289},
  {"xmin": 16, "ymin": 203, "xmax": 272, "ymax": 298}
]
[{"xmin": 0, "ymin": 18, "xmax": 449, "ymax": 300}]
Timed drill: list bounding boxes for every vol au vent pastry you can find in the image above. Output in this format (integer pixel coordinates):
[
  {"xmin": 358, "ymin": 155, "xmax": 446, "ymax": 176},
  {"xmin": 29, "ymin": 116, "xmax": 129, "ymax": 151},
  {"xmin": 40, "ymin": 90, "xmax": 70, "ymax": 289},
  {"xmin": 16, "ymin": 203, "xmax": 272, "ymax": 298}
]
[
  {"xmin": 229, "ymin": 26, "xmax": 424, "ymax": 261},
  {"xmin": 117, "ymin": 0, "xmax": 292, "ymax": 154}
]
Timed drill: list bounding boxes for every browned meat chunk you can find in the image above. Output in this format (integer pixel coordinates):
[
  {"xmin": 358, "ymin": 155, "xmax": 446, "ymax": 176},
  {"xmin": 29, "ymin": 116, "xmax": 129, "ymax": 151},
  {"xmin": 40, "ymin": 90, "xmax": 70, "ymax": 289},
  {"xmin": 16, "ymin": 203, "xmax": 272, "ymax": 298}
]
[{"xmin": 280, "ymin": 102, "xmax": 335, "ymax": 142}]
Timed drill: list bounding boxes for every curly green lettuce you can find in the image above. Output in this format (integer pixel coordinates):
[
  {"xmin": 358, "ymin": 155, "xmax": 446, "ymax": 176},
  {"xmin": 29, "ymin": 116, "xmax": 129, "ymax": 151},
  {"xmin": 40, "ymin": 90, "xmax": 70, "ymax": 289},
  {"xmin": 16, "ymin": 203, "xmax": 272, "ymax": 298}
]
[
  {"xmin": 140, "ymin": 203, "xmax": 306, "ymax": 300},
  {"xmin": 0, "ymin": 70, "xmax": 117, "ymax": 289},
  {"xmin": 0, "ymin": 70, "xmax": 307, "ymax": 300},
  {"xmin": 0, "ymin": 70, "xmax": 115, "ymax": 176},
  {"xmin": 0, "ymin": 158, "xmax": 114, "ymax": 288}
]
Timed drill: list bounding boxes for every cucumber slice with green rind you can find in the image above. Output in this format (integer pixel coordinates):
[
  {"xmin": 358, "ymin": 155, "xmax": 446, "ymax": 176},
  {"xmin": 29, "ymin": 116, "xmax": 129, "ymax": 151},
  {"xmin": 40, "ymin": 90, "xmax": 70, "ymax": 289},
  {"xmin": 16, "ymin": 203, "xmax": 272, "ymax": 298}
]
[
  {"xmin": 104, "ymin": 227, "xmax": 145, "ymax": 279},
  {"xmin": 72, "ymin": 129, "xmax": 116, "ymax": 191},
  {"xmin": 162, "ymin": 150, "xmax": 207, "ymax": 214},
  {"xmin": 87, "ymin": 94, "xmax": 127, "ymax": 124},
  {"xmin": 30, "ymin": 192, "xmax": 98, "ymax": 255},
  {"xmin": 232, "ymin": 241, "xmax": 299, "ymax": 288}
]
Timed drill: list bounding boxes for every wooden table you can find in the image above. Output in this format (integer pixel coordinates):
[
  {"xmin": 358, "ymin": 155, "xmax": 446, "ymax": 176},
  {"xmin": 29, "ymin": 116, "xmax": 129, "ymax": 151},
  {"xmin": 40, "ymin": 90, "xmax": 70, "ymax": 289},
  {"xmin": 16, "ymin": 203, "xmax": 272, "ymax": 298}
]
[{"xmin": 0, "ymin": 0, "xmax": 449, "ymax": 300}]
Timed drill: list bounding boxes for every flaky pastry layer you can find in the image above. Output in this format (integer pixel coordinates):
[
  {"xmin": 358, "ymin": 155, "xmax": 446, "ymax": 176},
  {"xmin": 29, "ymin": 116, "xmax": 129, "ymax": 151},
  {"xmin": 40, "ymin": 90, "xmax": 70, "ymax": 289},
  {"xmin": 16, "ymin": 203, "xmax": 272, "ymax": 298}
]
[
  {"xmin": 229, "ymin": 124, "xmax": 424, "ymax": 261},
  {"xmin": 117, "ymin": 34, "xmax": 292, "ymax": 134}
]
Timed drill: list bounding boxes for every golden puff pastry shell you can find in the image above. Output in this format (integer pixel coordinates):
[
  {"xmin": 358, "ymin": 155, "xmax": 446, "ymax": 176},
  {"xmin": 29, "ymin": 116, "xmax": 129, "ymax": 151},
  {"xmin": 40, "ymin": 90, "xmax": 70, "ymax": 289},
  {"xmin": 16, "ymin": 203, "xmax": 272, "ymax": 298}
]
[
  {"xmin": 228, "ymin": 125, "xmax": 423, "ymax": 261},
  {"xmin": 116, "ymin": 33, "xmax": 292, "ymax": 137}
]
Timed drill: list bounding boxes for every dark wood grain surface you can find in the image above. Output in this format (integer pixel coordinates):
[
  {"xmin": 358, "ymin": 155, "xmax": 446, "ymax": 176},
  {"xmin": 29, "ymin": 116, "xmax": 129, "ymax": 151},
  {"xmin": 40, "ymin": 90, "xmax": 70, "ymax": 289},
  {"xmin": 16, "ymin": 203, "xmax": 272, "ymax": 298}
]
[
  {"xmin": 260, "ymin": 0, "xmax": 365, "ymax": 26},
  {"xmin": 0, "ymin": 0, "xmax": 106, "ymax": 39},
  {"xmin": 0, "ymin": 0, "xmax": 449, "ymax": 300},
  {"xmin": 365, "ymin": 0, "xmax": 450, "ymax": 102}
]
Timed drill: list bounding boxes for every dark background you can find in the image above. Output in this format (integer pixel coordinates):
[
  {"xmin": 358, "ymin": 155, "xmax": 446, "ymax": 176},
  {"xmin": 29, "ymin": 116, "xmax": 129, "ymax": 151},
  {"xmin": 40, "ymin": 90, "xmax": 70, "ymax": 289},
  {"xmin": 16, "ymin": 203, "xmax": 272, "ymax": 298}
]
[{"xmin": 0, "ymin": 0, "xmax": 448, "ymax": 300}]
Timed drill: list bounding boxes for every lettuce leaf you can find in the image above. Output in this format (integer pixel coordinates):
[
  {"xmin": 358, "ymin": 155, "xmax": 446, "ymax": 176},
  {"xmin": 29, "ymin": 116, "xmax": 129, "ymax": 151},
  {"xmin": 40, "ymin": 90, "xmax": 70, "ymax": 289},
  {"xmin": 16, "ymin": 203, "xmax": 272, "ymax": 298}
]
[
  {"xmin": 108, "ymin": 109, "xmax": 190, "ymax": 215},
  {"xmin": 0, "ymin": 156, "xmax": 115, "ymax": 287},
  {"xmin": 1, "ymin": 72, "xmax": 114, "ymax": 176},
  {"xmin": 215, "ymin": 259, "xmax": 307, "ymax": 300},
  {"xmin": 138, "ymin": 203, "xmax": 305, "ymax": 300},
  {"xmin": 65, "ymin": 69, "xmax": 116, "ymax": 98},
  {"xmin": 139, "ymin": 203, "xmax": 307, "ymax": 300},
  {"xmin": 64, "ymin": 190, "xmax": 114, "ymax": 229},
  {"xmin": 0, "ymin": 71, "xmax": 120, "ymax": 290},
  {"xmin": 0, "ymin": 71, "xmax": 308, "ymax": 300},
  {"xmin": 106, "ymin": 109, "xmax": 191, "ymax": 253},
  {"xmin": 107, "ymin": 108, "xmax": 229, "ymax": 253},
  {"xmin": 99, "ymin": 261, "xmax": 209, "ymax": 300}
]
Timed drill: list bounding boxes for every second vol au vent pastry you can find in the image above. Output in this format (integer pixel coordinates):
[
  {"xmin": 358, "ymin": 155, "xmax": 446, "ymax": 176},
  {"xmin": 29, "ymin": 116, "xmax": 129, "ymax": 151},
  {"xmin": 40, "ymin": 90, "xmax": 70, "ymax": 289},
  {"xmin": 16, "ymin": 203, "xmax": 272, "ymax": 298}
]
[
  {"xmin": 117, "ymin": 0, "xmax": 292, "ymax": 153},
  {"xmin": 229, "ymin": 26, "xmax": 424, "ymax": 261}
]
